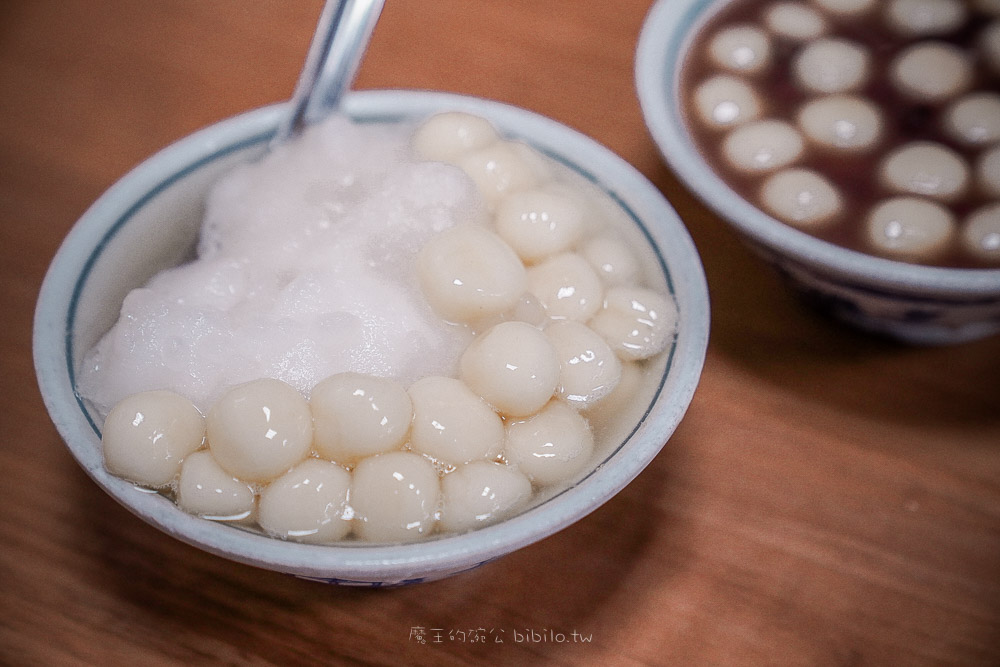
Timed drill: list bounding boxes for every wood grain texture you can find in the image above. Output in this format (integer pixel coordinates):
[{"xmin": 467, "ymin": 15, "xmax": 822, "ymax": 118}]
[{"xmin": 2, "ymin": 1, "xmax": 998, "ymax": 664}]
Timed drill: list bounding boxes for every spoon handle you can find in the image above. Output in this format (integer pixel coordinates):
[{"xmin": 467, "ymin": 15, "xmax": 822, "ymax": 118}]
[{"xmin": 273, "ymin": 0, "xmax": 386, "ymax": 146}]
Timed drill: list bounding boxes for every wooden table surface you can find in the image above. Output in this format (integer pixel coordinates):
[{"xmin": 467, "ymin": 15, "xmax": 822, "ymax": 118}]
[{"xmin": 2, "ymin": 1, "xmax": 999, "ymax": 664}]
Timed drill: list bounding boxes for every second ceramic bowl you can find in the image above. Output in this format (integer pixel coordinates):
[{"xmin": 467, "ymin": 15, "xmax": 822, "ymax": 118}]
[{"xmin": 636, "ymin": 0, "xmax": 1000, "ymax": 344}]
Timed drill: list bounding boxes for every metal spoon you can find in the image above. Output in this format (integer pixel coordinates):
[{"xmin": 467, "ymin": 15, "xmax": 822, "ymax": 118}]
[{"xmin": 272, "ymin": 0, "xmax": 386, "ymax": 146}]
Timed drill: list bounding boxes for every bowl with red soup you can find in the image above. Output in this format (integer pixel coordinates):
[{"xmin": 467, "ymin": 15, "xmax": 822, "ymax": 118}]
[{"xmin": 637, "ymin": 0, "xmax": 1000, "ymax": 344}]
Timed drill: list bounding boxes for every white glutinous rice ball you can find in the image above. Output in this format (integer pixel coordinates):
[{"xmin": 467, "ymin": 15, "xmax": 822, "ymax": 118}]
[
  {"xmin": 589, "ymin": 287, "xmax": 678, "ymax": 361},
  {"xmin": 722, "ymin": 120, "xmax": 805, "ymax": 172},
  {"xmin": 880, "ymin": 141, "xmax": 970, "ymax": 200},
  {"xmin": 311, "ymin": 373, "xmax": 412, "ymax": 465},
  {"xmin": 102, "ymin": 390, "xmax": 205, "ymax": 488},
  {"xmin": 506, "ymin": 292, "xmax": 548, "ymax": 327},
  {"xmin": 176, "ymin": 450, "xmax": 255, "ymax": 521},
  {"xmin": 582, "ymin": 360, "xmax": 643, "ymax": 431},
  {"xmin": 206, "ymin": 378, "xmax": 312, "ymax": 483},
  {"xmin": 944, "ymin": 93, "xmax": 1000, "ymax": 146},
  {"xmin": 544, "ymin": 320, "xmax": 623, "ymax": 410},
  {"xmin": 810, "ymin": 0, "xmax": 876, "ymax": 15},
  {"xmin": 505, "ymin": 401, "xmax": 595, "ymax": 485},
  {"xmin": 411, "ymin": 112, "xmax": 500, "ymax": 163},
  {"xmin": 693, "ymin": 75, "xmax": 763, "ymax": 128},
  {"xmin": 258, "ymin": 459, "xmax": 352, "ymax": 543},
  {"xmin": 885, "ymin": 0, "xmax": 967, "ymax": 36},
  {"xmin": 764, "ymin": 2, "xmax": 828, "ymax": 40},
  {"xmin": 515, "ymin": 142, "xmax": 555, "ymax": 182},
  {"xmin": 890, "ymin": 41, "xmax": 972, "ymax": 101},
  {"xmin": 962, "ymin": 203, "xmax": 1000, "ymax": 261},
  {"xmin": 983, "ymin": 21, "xmax": 1000, "ymax": 74},
  {"xmin": 526, "ymin": 252, "xmax": 605, "ymax": 321},
  {"xmin": 866, "ymin": 197, "xmax": 957, "ymax": 258},
  {"xmin": 351, "ymin": 452, "xmax": 440, "ymax": 543},
  {"xmin": 708, "ymin": 24, "xmax": 773, "ymax": 74},
  {"xmin": 973, "ymin": 0, "xmax": 1000, "ymax": 15},
  {"xmin": 760, "ymin": 168, "xmax": 844, "ymax": 227},
  {"xmin": 978, "ymin": 146, "xmax": 1000, "ymax": 196},
  {"xmin": 797, "ymin": 94, "xmax": 883, "ymax": 151},
  {"xmin": 407, "ymin": 376, "xmax": 504, "ymax": 465},
  {"xmin": 495, "ymin": 187, "xmax": 585, "ymax": 264},
  {"xmin": 581, "ymin": 236, "xmax": 640, "ymax": 287},
  {"xmin": 460, "ymin": 321, "xmax": 560, "ymax": 417},
  {"xmin": 793, "ymin": 38, "xmax": 871, "ymax": 93},
  {"xmin": 417, "ymin": 225, "xmax": 527, "ymax": 323},
  {"xmin": 458, "ymin": 140, "xmax": 546, "ymax": 206},
  {"xmin": 439, "ymin": 461, "xmax": 532, "ymax": 533}
]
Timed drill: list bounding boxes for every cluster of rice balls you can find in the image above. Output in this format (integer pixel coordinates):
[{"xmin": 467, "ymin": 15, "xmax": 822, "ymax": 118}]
[
  {"xmin": 100, "ymin": 112, "xmax": 677, "ymax": 545},
  {"xmin": 686, "ymin": 0, "xmax": 1000, "ymax": 266}
]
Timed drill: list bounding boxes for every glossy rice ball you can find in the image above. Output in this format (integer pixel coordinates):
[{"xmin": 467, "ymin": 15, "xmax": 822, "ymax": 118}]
[
  {"xmin": 176, "ymin": 449, "xmax": 255, "ymax": 520},
  {"xmin": 582, "ymin": 360, "xmax": 644, "ymax": 430},
  {"xmin": 417, "ymin": 225, "xmax": 527, "ymax": 323},
  {"xmin": 544, "ymin": 320, "xmax": 622, "ymax": 410},
  {"xmin": 505, "ymin": 401, "xmax": 595, "ymax": 485},
  {"xmin": 506, "ymin": 292, "xmax": 548, "ymax": 327},
  {"xmin": 589, "ymin": 287, "xmax": 678, "ymax": 361},
  {"xmin": 411, "ymin": 112, "xmax": 500, "ymax": 163},
  {"xmin": 889, "ymin": 41, "xmax": 972, "ymax": 101},
  {"xmin": 983, "ymin": 21, "xmax": 1000, "ymax": 74},
  {"xmin": 581, "ymin": 236, "xmax": 640, "ymax": 287},
  {"xmin": 866, "ymin": 197, "xmax": 957, "ymax": 259},
  {"xmin": 526, "ymin": 252, "xmax": 605, "ymax": 321},
  {"xmin": 351, "ymin": 451, "xmax": 440, "ymax": 543},
  {"xmin": 961, "ymin": 203, "xmax": 1000, "ymax": 261},
  {"xmin": 978, "ymin": 146, "xmax": 1000, "ymax": 196},
  {"xmin": 511, "ymin": 142, "xmax": 555, "ymax": 184},
  {"xmin": 722, "ymin": 120, "xmax": 805, "ymax": 172},
  {"xmin": 944, "ymin": 93, "xmax": 1000, "ymax": 146},
  {"xmin": 811, "ymin": 0, "xmax": 876, "ymax": 15},
  {"xmin": 974, "ymin": 0, "xmax": 1000, "ymax": 16},
  {"xmin": 206, "ymin": 378, "xmax": 312, "ymax": 483},
  {"xmin": 102, "ymin": 389, "xmax": 205, "ymax": 488},
  {"xmin": 460, "ymin": 321, "xmax": 560, "ymax": 417},
  {"xmin": 880, "ymin": 141, "xmax": 970, "ymax": 201},
  {"xmin": 708, "ymin": 24, "xmax": 772, "ymax": 74},
  {"xmin": 407, "ymin": 376, "xmax": 505, "ymax": 465},
  {"xmin": 884, "ymin": 0, "xmax": 967, "ymax": 36},
  {"xmin": 458, "ymin": 140, "xmax": 545, "ymax": 206},
  {"xmin": 495, "ymin": 187, "xmax": 585, "ymax": 263},
  {"xmin": 311, "ymin": 373, "xmax": 412, "ymax": 465},
  {"xmin": 796, "ymin": 94, "xmax": 883, "ymax": 151},
  {"xmin": 439, "ymin": 461, "xmax": 532, "ymax": 533},
  {"xmin": 760, "ymin": 168, "xmax": 843, "ymax": 227},
  {"xmin": 764, "ymin": 2, "xmax": 828, "ymax": 40},
  {"xmin": 258, "ymin": 458, "xmax": 352, "ymax": 543},
  {"xmin": 792, "ymin": 38, "xmax": 871, "ymax": 93},
  {"xmin": 693, "ymin": 75, "xmax": 763, "ymax": 128}
]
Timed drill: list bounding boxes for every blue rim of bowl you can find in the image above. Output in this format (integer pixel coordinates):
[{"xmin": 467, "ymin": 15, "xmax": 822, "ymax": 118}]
[
  {"xmin": 36, "ymin": 89, "xmax": 710, "ymax": 580},
  {"xmin": 635, "ymin": 0, "xmax": 1000, "ymax": 297}
]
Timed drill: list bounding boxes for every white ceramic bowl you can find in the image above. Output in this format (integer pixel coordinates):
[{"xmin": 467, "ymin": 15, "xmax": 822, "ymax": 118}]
[
  {"xmin": 34, "ymin": 90, "xmax": 710, "ymax": 585},
  {"xmin": 636, "ymin": 0, "xmax": 1000, "ymax": 345}
]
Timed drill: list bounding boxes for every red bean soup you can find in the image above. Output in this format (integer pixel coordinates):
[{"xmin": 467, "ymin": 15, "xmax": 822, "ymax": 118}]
[{"xmin": 680, "ymin": 0, "xmax": 1000, "ymax": 268}]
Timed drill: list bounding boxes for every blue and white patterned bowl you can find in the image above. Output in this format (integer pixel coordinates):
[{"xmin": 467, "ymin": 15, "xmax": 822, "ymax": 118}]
[
  {"xmin": 33, "ymin": 90, "xmax": 710, "ymax": 585},
  {"xmin": 636, "ymin": 0, "xmax": 1000, "ymax": 345}
]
